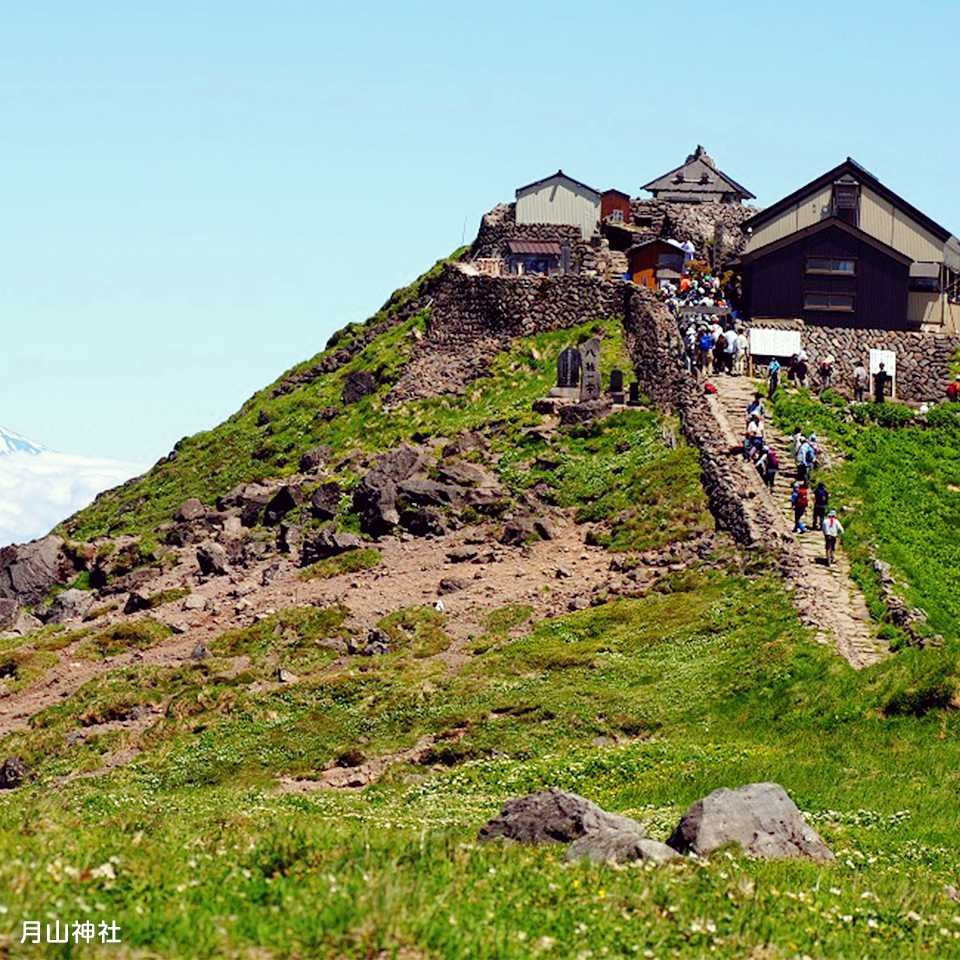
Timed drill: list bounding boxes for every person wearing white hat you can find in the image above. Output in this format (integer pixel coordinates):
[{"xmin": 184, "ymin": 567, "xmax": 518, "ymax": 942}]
[{"xmin": 822, "ymin": 509, "xmax": 844, "ymax": 565}]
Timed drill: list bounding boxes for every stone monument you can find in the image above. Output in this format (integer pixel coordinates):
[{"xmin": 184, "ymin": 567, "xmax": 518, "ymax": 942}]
[
  {"xmin": 628, "ymin": 381, "xmax": 641, "ymax": 406},
  {"xmin": 549, "ymin": 346, "xmax": 582, "ymax": 399},
  {"xmin": 579, "ymin": 338, "xmax": 601, "ymax": 401},
  {"xmin": 608, "ymin": 369, "xmax": 625, "ymax": 404}
]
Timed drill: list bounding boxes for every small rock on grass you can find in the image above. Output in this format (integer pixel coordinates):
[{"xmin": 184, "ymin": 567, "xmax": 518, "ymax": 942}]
[{"xmin": 566, "ymin": 828, "xmax": 681, "ymax": 865}]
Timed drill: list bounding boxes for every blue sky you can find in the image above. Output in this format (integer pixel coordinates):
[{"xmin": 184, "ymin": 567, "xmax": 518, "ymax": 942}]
[{"xmin": 3, "ymin": 0, "xmax": 958, "ymax": 464}]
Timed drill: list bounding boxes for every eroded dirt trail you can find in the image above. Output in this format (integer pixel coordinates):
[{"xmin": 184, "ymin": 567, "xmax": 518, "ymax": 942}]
[{"xmin": 712, "ymin": 375, "xmax": 886, "ymax": 668}]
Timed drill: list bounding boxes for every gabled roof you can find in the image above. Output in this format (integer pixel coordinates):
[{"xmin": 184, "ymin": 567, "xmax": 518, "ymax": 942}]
[
  {"xmin": 739, "ymin": 215, "xmax": 913, "ymax": 266},
  {"xmin": 626, "ymin": 237, "xmax": 685, "ymax": 255},
  {"xmin": 602, "ymin": 188, "xmax": 631, "ymax": 199},
  {"xmin": 744, "ymin": 158, "xmax": 953, "ymax": 242},
  {"xmin": 642, "ymin": 146, "xmax": 755, "ymax": 200},
  {"xmin": 515, "ymin": 169, "xmax": 601, "ymax": 199}
]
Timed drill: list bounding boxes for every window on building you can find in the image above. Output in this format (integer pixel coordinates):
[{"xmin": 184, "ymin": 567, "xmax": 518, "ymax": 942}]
[
  {"xmin": 908, "ymin": 263, "xmax": 941, "ymax": 293},
  {"xmin": 657, "ymin": 252, "xmax": 684, "ymax": 271},
  {"xmin": 831, "ymin": 177, "xmax": 860, "ymax": 226},
  {"xmin": 608, "ymin": 209, "xmax": 624, "ymax": 223},
  {"xmin": 803, "ymin": 292, "xmax": 855, "ymax": 312},
  {"xmin": 806, "ymin": 257, "xmax": 856, "ymax": 275}
]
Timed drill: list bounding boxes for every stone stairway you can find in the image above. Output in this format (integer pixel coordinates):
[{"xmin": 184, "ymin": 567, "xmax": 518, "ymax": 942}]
[{"xmin": 712, "ymin": 374, "xmax": 887, "ymax": 668}]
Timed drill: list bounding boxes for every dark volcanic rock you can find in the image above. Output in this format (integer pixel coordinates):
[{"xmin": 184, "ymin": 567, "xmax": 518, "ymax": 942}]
[
  {"xmin": 437, "ymin": 577, "xmax": 467, "ymax": 595},
  {"xmin": 0, "ymin": 756, "xmax": 28, "ymax": 790},
  {"xmin": 353, "ymin": 444, "xmax": 430, "ymax": 536},
  {"xmin": 300, "ymin": 529, "xmax": 362, "ymax": 566},
  {"xmin": 400, "ymin": 507, "xmax": 447, "ymax": 537},
  {"xmin": 397, "ymin": 478, "xmax": 460, "ymax": 508},
  {"xmin": 196, "ymin": 541, "xmax": 230, "ymax": 577},
  {"xmin": 558, "ymin": 398, "xmax": 613, "ymax": 426},
  {"xmin": 263, "ymin": 484, "xmax": 303, "ymax": 526},
  {"xmin": 123, "ymin": 590, "xmax": 152, "ymax": 615},
  {"xmin": 216, "ymin": 483, "xmax": 274, "ymax": 527},
  {"xmin": 309, "ymin": 482, "xmax": 342, "ymax": 521},
  {"xmin": 479, "ymin": 788, "xmax": 645, "ymax": 845},
  {"xmin": 299, "ymin": 446, "xmax": 331, "ymax": 474},
  {"xmin": 342, "ymin": 370, "xmax": 377, "ymax": 405},
  {"xmin": 667, "ymin": 782, "xmax": 834, "ymax": 862},
  {"xmin": 175, "ymin": 498, "xmax": 207, "ymax": 522}
]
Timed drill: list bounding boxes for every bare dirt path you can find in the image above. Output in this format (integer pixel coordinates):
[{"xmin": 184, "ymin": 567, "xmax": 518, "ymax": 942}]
[{"xmin": 712, "ymin": 375, "xmax": 886, "ymax": 668}]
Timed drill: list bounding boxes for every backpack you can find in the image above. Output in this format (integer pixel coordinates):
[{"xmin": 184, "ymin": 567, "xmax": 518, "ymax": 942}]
[
  {"xmin": 796, "ymin": 487, "xmax": 809, "ymax": 509},
  {"xmin": 815, "ymin": 486, "xmax": 829, "ymax": 506},
  {"xmin": 767, "ymin": 449, "xmax": 779, "ymax": 469}
]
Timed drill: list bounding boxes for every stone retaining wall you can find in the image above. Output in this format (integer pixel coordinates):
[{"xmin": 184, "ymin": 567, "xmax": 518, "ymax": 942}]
[
  {"xmin": 747, "ymin": 318, "xmax": 960, "ymax": 402},
  {"xmin": 428, "ymin": 264, "xmax": 630, "ymax": 345}
]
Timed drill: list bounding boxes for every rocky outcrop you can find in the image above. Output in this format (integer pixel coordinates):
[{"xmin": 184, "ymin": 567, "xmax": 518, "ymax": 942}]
[
  {"xmin": 175, "ymin": 498, "xmax": 207, "ymax": 522},
  {"xmin": 0, "ymin": 536, "xmax": 70, "ymax": 605},
  {"xmin": 667, "ymin": 782, "xmax": 834, "ymax": 862},
  {"xmin": 44, "ymin": 588, "xmax": 94, "ymax": 625},
  {"xmin": 0, "ymin": 598, "xmax": 18, "ymax": 631},
  {"xmin": 353, "ymin": 444, "xmax": 430, "ymax": 536},
  {"xmin": 479, "ymin": 788, "xmax": 645, "ymax": 845},
  {"xmin": 263, "ymin": 485, "xmax": 303, "ymax": 526},
  {"xmin": 558, "ymin": 398, "xmax": 613, "ymax": 426},
  {"xmin": 342, "ymin": 370, "xmax": 377, "ymax": 405},
  {"xmin": 0, "ymin": 757, "xmax": 28, "ymax": 790},
  {"xmin": 300, "ymin": 529, "xmax": 362, "ymax": 566},
  {"xmin": 309, "ymin": 482, "xmax": 342, "ymax": 521},
  {"xmin": 196, "ymin": 541, "xmax": 229, "ymax": 577}
]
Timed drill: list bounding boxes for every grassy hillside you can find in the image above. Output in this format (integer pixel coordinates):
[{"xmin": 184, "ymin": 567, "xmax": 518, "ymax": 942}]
[{"xmin": 2, "ymin": 565, "xmax": 960, "ymax": 957}]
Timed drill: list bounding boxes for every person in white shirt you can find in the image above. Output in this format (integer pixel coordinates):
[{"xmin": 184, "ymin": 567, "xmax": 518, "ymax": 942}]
[
  {"xmin": 734, "ymin": 329, "xmax": 749, "ymax": 375},
  {"xmin": 822, "ymin": 509, "xmax": 844, "ymax": 565}
]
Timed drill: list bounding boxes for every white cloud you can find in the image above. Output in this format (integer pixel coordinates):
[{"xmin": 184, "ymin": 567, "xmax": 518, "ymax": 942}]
[{"xmin": 0, "ymin": 451, "xmax": 143, "ymax": 548}]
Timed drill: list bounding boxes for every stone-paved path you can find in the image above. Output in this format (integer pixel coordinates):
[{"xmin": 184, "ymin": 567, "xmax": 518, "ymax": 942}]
[{"xmin": 713, "ymin": 375, "xmax": 887, "ymax": 669}]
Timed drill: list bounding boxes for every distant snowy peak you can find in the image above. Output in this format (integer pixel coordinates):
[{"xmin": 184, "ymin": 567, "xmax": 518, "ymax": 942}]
[{"xmin": 0, "ymin": 426, "xmax": 45, "ymax": 456}]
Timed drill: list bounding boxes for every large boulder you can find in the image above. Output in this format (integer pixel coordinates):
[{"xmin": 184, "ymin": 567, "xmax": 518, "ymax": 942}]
[
  {"xmin": 437, "ymin": 460, "xmax": 498, "ymax": 489},
  {"xmin": 45, "ymin": 589, "xmax": 94, "ymax": 624},
  {"xmin": 263, "ymin": 484, "xmax": 303, "ymax": 526},
  {"xmin": 0, "ymin": 535, "xmax": 68, "ymax": 605},
  {"xmin": 299, "ymin": 446, "xmax": 331, "ymax": 474},
  {"xmin": 559, "ymin": 398, "xmax": 613, "ymax": 427},
  {"xmin": 342, "ymin": 370, "xmax": 377, "ymax": 405},
  {"xmin": 396, "ymin": 478, "xmax": 461, "ymax": 508},
  {"xmin": 667, "ymin": 782, "xmax": 834, "ymax": 862},
  {"xmin": 216, "ymin": 483, "xmax": 275, "ymax": 527},
  {"xmin": 479, "ymin": 788, "xmax": 645, "ymax": 845},
  {"xmin": 353, "ymin": 445, "xmax": 430, "ymax": 536},
  {"xmin": 566, "ymin": 828, "xmax": 681, "ymax": 865},
  {"xmin": 309, "ymin": 482, "xmax": 342, "ymax": 521},
  {"xmin": 196, "ymin": 541, "xmax": 230, "ymax": 577},
  {"xmin": 300, "ymin": 529, "xmax": 363, "ymax": 566},
  {"xmin": 174, "ymin": 498, "xmax": 207, "ymax": 522}
]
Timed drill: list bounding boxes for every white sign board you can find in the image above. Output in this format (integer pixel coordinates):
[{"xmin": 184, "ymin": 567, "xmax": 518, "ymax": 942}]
[
  {"xmin": 869, "ymin": 348, "xmax": 897, "ymax": 399},
  {"xmin": 749, "ymin": 328, "xmax": 802, "ymax": 358}
]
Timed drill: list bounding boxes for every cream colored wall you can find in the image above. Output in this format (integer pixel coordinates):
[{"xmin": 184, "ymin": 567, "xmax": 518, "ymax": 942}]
[
  {"xmin": 745, "ymin": 207, "xmax": 797, "ymax": 252},
  {"xmin": 907, "ymin": 292, "xmax": 960, "ymax": 332},
  {"xmin": 516, "ymin": 178, "xmax": 600, "ymax": 240},
  {"xmin": 860, "ymin": 187, "xmax": 943, "ymax": 262}
]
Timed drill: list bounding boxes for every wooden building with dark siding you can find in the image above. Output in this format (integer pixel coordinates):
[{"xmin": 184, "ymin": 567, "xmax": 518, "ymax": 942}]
[
  {"xmin": 741, "ymin": 219, "xmax": 910, "ymax": 329},
  {"xmin": 601, "ymin": 189, "xmax": 632, "ymax": 223},
  {"xmin": 740, "ymin": 158, "xmax": 960, "ymax": 332}
]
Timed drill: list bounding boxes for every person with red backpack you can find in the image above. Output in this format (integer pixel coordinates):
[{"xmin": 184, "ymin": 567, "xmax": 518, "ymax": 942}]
[
  {"xmin": 791, "ymin": 480, "xmax": 809, "ymax": 533},
  {"xmin": 948, "ymin": 374, "xmax": 960, "ymax": 403}
]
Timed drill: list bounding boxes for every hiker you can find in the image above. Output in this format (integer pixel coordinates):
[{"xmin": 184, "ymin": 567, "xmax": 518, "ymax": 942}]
[
  {"xmin": 812, "ymin": 481, "xmax": 829, "ymax": 530},
  {"xmin": 791, "ymin": 480, "xmax": 809, "ymax": 533},
  {"xmin": 818, "ymin": 354, "xmax": 835, "ymax": 393},
  {"xmin": 698, "ymin": 328, "xmax": 715, "ymax": 375},
  {"xmin": 757, "ymin": 445, "xmax": 779, "ymax": 492},
  {"xmin": 796, "ymin": 435, "xmax": 816, "ymax": 481},
  {"xmin": 744, "ymin": 414, "xmax": 763, "ymax": 460},
  {"xmin": 874, "ymin": 362, "xmax": 890, "ymax": 402},
  {"xmin": 822, "ymin": 509, "xmax": 844, "ymax": 565},
  {"xmin": 853, "ymin": 361, "xmax": 868, "ymax": 402},
  {"xmin": 746, "ymin": 392, "xmax": 766, "ymax": 422},
  {"xmin": 768, "ymin": 358, "xmax": 781, "ymax": 398},
  {"xmin": 947, "ymin": 374, "xmax": 960, "ymax": 403},
  {"xmin": 723, "ymin": 327, "xmax": 738, "ymax": 374},
  {"xmin": 795, "ymin": 354, "xmax": 809, "ymax": 388},
  {"xmin": 786, "ymin": 353, "xmax": 798, "ymax": 387},
  {"xmin": 734, "ymin": 328, "xmax": 749, "ymax": 375}
]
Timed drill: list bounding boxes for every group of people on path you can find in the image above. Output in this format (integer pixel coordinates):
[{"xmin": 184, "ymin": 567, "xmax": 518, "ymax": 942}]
[
  {"xmin": 739, "ymin": 391, "xmax": 844, "ymax": 565},
  {"xmin": 768, "ymin": 353, "xmax": 892, "ymax": 404}
]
